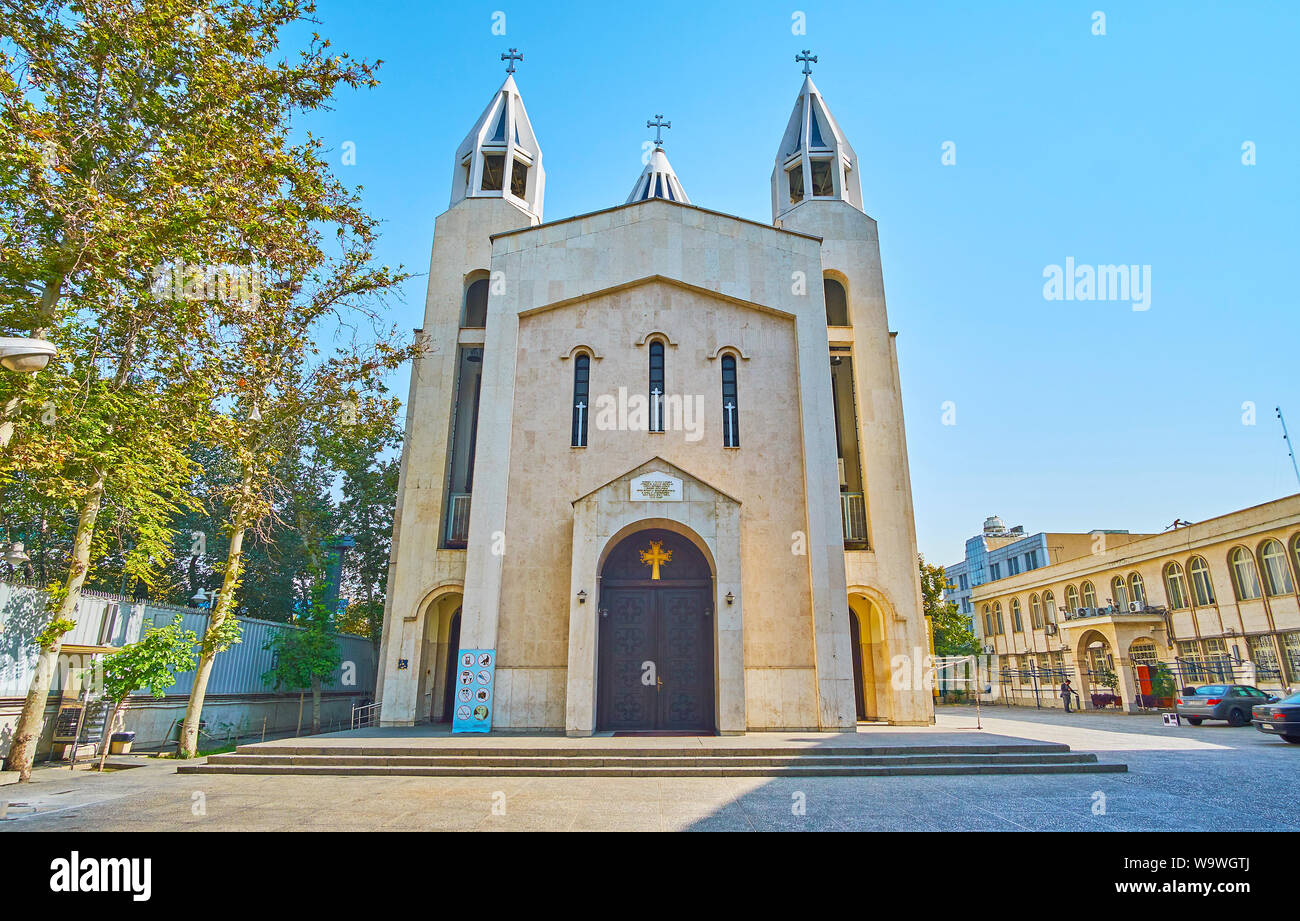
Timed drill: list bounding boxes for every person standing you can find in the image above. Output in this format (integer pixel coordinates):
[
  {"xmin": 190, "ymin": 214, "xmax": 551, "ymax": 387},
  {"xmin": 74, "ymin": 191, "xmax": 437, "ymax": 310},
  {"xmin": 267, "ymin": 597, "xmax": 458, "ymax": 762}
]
[{"xmin": 1060, "ymin": 677, "xmax": 1074, "ymax": 712}]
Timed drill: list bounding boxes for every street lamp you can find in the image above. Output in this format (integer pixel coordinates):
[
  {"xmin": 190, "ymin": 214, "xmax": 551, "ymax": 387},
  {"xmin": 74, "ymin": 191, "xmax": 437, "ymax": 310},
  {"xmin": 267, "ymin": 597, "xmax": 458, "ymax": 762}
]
[{"xmin": 0, "ymin": 336, "xmax": 56, "ymax": 373}]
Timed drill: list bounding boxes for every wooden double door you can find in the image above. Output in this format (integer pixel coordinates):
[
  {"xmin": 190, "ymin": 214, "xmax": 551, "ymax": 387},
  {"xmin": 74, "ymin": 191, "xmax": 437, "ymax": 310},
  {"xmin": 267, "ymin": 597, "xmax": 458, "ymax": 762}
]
[{"xmin": 596, "ymin": 584, "xmax": 715, "ymax": 732}]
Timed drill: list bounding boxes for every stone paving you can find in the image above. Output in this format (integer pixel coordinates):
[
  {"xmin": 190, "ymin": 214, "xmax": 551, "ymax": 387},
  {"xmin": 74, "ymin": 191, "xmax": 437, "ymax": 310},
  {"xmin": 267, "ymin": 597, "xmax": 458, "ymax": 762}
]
[{"xmin": 0, "ymin": 706, "xmax": 1294, "ymax": 831}]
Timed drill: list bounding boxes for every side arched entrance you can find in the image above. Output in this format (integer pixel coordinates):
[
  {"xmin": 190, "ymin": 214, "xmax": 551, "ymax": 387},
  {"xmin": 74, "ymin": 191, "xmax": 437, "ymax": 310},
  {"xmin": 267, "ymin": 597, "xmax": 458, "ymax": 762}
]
[{"xmin": 596, "ymin": 528, "xmax": 716, "ymax": 732}]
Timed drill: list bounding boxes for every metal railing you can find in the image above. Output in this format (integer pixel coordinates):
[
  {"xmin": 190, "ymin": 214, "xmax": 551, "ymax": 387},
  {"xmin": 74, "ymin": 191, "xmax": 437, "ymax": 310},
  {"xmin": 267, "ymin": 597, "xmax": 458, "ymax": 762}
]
[
  {"xmin": 351, "ymin": 702, "xmax": 381, "ymax": 730},
  {"xmin": 445, "ymin": 493, "xmax": 471, "ymax": 545},
  {"xmin": 841, "ymin": 492, "xmax": 867, "ymax": 545}
]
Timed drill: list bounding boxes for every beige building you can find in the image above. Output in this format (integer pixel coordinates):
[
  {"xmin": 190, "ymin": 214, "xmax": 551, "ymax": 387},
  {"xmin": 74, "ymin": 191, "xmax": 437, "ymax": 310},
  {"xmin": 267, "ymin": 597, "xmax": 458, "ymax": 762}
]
[
  {"xmin": 373, "ymin": 64, "xmax": 933, "ymax": 734},
  {"xmin": 970, "ymin": 495, "xmax": 1300, "ymax": 710}
]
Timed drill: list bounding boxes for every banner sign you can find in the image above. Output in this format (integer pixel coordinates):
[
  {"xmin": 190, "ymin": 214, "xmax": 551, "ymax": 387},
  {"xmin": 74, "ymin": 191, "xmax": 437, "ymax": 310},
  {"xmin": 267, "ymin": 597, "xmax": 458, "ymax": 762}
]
[{"xmin": 451, "ymin": 649, "xmax": 496, "ymax": 733}]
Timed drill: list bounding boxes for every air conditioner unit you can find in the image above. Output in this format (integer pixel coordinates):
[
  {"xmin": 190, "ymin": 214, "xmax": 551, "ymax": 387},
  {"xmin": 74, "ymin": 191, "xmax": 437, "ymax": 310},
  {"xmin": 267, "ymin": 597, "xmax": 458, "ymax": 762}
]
[
  {"xmin": 1045, "ymin": 623, "xmax": 1058, "ymax": 636},
  {"xmin": 1128, "ymin": 601, "xmax": 1143, "ymax": 613}
]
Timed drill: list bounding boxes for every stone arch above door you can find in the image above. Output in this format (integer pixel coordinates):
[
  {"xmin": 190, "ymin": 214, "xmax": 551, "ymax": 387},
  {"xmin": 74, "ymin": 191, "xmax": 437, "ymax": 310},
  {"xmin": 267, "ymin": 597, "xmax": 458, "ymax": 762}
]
[{"xmin": 565, "ymin": 458, "xmax": 744, "ymax": 735}]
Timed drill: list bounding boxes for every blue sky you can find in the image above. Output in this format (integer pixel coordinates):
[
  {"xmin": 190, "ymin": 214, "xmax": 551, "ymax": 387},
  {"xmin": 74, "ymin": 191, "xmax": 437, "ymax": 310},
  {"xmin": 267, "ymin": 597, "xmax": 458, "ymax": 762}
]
[{"xmin": 298, "ymin": 0, "xmax": 1300, "ymax": 564}]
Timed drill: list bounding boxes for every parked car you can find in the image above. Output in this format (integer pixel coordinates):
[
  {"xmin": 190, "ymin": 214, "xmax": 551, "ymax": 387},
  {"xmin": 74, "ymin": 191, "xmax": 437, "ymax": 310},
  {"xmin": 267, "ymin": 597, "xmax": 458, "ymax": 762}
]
[
  {"xmin": 1252, "ymin": 691, "xmax": 1300, "ymax": 744},
  {"xmin": 1174, "ymin": 684, "xmax": 1280, "ymax": 726}
]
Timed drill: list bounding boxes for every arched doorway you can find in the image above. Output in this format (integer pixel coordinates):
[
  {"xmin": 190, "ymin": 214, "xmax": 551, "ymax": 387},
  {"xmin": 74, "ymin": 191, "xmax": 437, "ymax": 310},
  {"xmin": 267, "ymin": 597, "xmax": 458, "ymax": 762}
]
[
  {"xmin": 439, "ymin": 609, "xmax": 462, "ymax": 723},
  {"xmin": 849, "ymin": 610, "xmax": 867, "ymax": 720},
  {"xmin": 596, "ymin": 528, "xmax": 715, "ymax": 732},
  {"xmin": 848, "ymin": 592, "xmax": 887, "ymax": 721}
]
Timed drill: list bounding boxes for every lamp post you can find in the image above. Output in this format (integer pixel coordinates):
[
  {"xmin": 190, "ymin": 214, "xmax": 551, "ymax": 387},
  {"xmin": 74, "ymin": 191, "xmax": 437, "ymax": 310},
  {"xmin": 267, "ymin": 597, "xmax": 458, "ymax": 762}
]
[{"xmin": 0, "ymin": 335, "xmax": 57, "ymax": 448}]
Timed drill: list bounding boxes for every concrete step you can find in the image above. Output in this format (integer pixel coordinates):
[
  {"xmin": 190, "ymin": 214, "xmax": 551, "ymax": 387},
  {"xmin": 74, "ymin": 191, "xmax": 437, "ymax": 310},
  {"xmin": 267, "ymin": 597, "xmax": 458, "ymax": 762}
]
[
  {"xmin": 179, "ymin": 760, "xmax": 1126, "ymax": 778},
  {"xmin": 228, "ymin": 742, "xmax": 1074, "ymax": 759},
  {"xmin": 196, "ymin": 751, "xmax": 1102, "ymax": 769}
]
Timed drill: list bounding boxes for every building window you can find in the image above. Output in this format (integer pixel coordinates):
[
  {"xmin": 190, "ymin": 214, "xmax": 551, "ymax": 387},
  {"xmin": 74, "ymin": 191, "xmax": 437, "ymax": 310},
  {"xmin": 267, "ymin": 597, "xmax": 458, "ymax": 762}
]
[
  {"xmin": 1282, "ymin": 631, "xmax": 1300, "ymax": 678},
  {"xmin": 1230, "ymin": 547, "xmax": 1262, "ymax": 601},
  {"xmin": 990, "ymin": 562, "xmax": 1001, "ymax": 581},
  {"xmin": 1111, "ymin": 576, "xmax": 1129, "ymax": 610},
  {"xmin": 720, "ymin": 355, "xmax": 740, "ymax": 447},
  {"xmin": 993, "ymin": 603, "xmax": 1004, "ymax": 635},
  {"xmin": 1189, "ymin": 556, "xmax": 1215, "ymax": 607},
  {"xmin": 1008, "ymin": 557, "xmax": 1020, "ymax": 576},
  {"xmin": 1011, "ymin": 598, "xmax": 1023, "ymax": 632},
  {"xmin": 648, "ymin": 340, "xmax": 665, "ymax": 433},
  {"xmin": 787, "ymin": 164, "xmax": 804, "ymax": 204},
  {"xmin": 1129, "ymin": 638, "xmax": 1158, "ymax": 668},
  {"xmin": 1164, "ymin": 562, "xmax": 1189, "ymax": 610},
  {"xmin": 1248, "ymin": 634, "xmax": 1281, "ymax": 681},
  {"xmin": 463, "ymin": 277, "xmax": 489, "ymax": 328},
  {"xmin": 810, "ymin": 158, "xmax": 834, "ymax": 196},
  {"xmin": 983, "ymin": 605, "xmax": 992, "ymax": 637},
  {"xmin": 959, "ymin": 574, "xmax": 968, "ymax": 591},
  {"xmin": 823, "ymin": 277, "xmax": 849, "ymax": 326},
  {"xmin": 481, "ymin": 153, "xmax": 505, "ymax": 191},
  {"xmin": 571, "ymin": 353, "xmax": 590, "ymax": 447},
  {"xmin": 1129, "ymin": 572, "xmax": 1146, "ymax": 607},
  {"xmin": 1259, "ymin": 539, "xmax": 1293, "ymax": 596},
  {"xmin": 1081, "ymin": 581, "xmax": 1097, "ymax": 609},
  {"xmin": 1177, "ymin": 640, "xmax": 1206, "ymax": 683},
  {"xmin": 1043, "ymin": 591, "xmax": 1057, "ymax": 623},
  {"xmin": 1030, "ymin": 594, "xmax": 1042, "ymax": 629},
  {"xmin": 1291, "ymin": 535, "xmax": 1300, "ymax": 588},
  {"xmin": 1065, "ymin": 584, "xmax": 1079, "ymax": 614},
  {"xmin": 1025, "ymin": 550, "xmax": 1038, "ymax": 569},
  {"xmin": 510, "ymin": 158, "xmax": 529, "ymax": 198}
]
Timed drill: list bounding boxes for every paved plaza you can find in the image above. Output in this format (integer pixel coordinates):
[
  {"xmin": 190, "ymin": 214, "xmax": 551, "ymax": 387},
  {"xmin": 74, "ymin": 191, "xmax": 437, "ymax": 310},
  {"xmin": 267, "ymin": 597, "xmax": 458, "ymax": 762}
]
[{"xmin": 1, "ymin": 706, "xmax": 1294, "ymax": 831}]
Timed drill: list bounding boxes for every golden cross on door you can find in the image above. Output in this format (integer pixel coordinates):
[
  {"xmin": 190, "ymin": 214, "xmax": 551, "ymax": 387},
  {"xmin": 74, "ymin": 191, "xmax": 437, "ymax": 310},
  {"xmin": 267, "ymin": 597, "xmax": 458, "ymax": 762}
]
[{"xmin": 639, "ymin": 540, "xmax": 673, "ymax": 580}]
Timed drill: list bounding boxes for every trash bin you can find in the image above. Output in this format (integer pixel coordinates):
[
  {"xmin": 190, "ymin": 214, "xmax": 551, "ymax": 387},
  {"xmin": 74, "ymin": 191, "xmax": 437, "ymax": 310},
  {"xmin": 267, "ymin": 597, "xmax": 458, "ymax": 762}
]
[{"xmin": 109, "ymin": 731, "xmax": 135, "ymax": 754}]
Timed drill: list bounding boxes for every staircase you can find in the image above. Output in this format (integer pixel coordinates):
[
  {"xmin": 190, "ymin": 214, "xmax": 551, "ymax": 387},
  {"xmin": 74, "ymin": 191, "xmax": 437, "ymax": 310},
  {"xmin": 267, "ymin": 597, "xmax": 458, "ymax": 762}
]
[{"xmin": 179, "ymin": 740, "xmax": 1125, "ymax": 778}]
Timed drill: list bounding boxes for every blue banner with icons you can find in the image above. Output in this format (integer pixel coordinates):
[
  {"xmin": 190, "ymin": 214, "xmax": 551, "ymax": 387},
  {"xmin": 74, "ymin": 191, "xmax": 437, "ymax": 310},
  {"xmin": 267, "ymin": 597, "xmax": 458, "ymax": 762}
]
[{"xmin": 450, "ymin": 649, "xmax": 496, "ymax": 733}]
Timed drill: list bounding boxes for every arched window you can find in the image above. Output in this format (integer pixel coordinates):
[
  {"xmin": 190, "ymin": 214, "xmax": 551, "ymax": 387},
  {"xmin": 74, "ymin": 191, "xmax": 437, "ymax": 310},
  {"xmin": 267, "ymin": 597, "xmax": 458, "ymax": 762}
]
[
  {"xmin": 1081, "ymin": 581, "xmax": 1097, "ymax": 609},
  {"xmin": 1011, "ymin": 598, "xmax": 1023, "ymax": 632},
  {"xmin": 1164, "ymin": 562, "xmax": 1189, "ymax": 610},
  {"xmin": 1189, "ymin": 556, "xmax": 1215, "ymax": 607},
  {"xmin": 1129, "ymin": 638, "xmax": 1158, "ymax": 668},
  {"xmin": 1230, "ymin": 547, "xmax": 1262, "ymax": 601},
  {"xmin": 1129, "ymin": 572, "xmax": 1146, "ymax": 607},
  {"xmin": 463, "ymin": 276, "xmax": 489, "ymax": 328},
  {"xmin": 823, "ymin": 277, "xmax": 849, "ymax": 326},
  {"xmin": 993, "ymin": 602, "xmax": 1004, "ymax": 635},
  {"xmin": 1111, "ymin": 576, "xmax": 1129, "ymax": 610},
  {"xmin": 721, "ymin": 355, "xmax": 739, "ymax": 447},
  {"xmin": 1065, "ymin": 584, "xmax": 1079, "ymax": 614},
  {"xmin": 983, "ymin": 605, "xmax": 993, "ymax": 637},
  {"xmin": 1030, "ymin": 594, "xmax": 1042, "ymax": 628},
  {"xmin": 648, "ymin": 340, "xmax": 665, "ymax": 433},
  {"xmin": 1259, "ymin": 539, "xmax": 1293, "ymax": 596},
  {"xmin": 1291, "ymin": 533, "xmax": 1300, "ymax": 587},
  {"xmin": 1043, "ymin": 591, "xmax": 1057, "ymax": 623},
  {"xmin": 571, "ymin": 353, "xmax": 590, "ymax": 447}
]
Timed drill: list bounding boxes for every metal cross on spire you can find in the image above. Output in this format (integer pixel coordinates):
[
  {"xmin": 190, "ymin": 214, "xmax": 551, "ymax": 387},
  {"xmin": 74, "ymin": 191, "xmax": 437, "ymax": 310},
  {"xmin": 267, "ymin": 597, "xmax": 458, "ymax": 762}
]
[
  {"xmin": 796, "ymin": 49, "xmax": 817, "ymax": 75},
  {"xmin": 501, "ymin": 47, "xmax": 523, "ymax": 74},
  {"xmin": 647, "ymin": 114, "xmax": 671, "ymax": 147}
]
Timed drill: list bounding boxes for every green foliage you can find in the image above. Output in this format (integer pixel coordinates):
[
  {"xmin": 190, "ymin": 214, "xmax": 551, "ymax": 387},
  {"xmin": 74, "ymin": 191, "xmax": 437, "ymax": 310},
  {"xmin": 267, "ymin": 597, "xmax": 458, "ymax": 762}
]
[
  {"xmin": 920, "ymin": 555, "xmax": 981, "ymax": 659},
  {"xmin": 1151, "ymin": 662, "xmax": 1176, "ymax": 700},
  {"xmin": 100, "ymin": 615, "xmax": 198, "ymax": 703},
  {"xmin": 34, "ymin": 615, "xmax": 76, "ymax": 649},
  {"xmin": 261, "ymin": 619, "xmax": 341, "ymax": 693}
]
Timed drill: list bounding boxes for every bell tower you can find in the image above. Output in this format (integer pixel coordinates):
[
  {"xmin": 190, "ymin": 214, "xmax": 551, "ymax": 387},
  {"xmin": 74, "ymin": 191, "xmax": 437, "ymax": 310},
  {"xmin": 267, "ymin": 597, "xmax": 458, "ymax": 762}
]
[
  {"xmin": 376, "ymin": 58, "xmax": 545, "ymax": 725},
  {"xmin": 772, "ymin": 55, "xmax": 932, "ymax": 725}
]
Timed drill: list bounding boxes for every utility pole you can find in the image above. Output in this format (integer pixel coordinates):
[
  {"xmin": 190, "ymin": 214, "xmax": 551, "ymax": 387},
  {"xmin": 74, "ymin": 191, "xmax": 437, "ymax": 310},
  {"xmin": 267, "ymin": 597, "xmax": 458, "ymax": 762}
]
[{"xmin": 1278, "ymin": 407, "xmax": 1300, "ymax": 490}]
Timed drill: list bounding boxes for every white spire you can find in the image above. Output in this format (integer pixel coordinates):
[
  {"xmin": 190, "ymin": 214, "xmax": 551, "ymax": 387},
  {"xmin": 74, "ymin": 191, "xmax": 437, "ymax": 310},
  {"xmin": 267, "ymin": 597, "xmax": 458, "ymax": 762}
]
[
  {"xmin": 770, "ymin": 75, "xmax": 861, "ymax": 221},
  {"xmin": 626, "ymin": 145, "xmax": 691, "ymax": 205},
  {"xmin": 450, "ymin": 73, "xmax": 544, "ymax": 220}
]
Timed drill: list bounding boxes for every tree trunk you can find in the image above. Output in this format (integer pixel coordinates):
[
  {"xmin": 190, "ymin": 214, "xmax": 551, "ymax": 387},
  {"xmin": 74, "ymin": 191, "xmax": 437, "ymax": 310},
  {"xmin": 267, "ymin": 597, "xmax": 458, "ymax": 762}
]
[
  {"xmin": 178, "ymin": 469, "xmax": 254, "ymax": 757},
  {"xmin": 2, "ymin": 469, "xmax": 106, "ymax": 781},
  {"xmin": 96, "ymin": 700, "xmax": 127, "ymax": 772},
  {"xmin": 311, "ymin": 676, "xmax": 321, "ymax": 734}
]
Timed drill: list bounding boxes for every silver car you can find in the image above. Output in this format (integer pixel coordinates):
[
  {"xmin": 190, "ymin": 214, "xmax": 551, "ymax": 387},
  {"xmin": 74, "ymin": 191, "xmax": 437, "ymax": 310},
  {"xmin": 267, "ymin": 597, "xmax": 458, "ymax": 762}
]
[{"xmin": 1175, "ymin": 684, "xmax": 1280, "ymax": 726}]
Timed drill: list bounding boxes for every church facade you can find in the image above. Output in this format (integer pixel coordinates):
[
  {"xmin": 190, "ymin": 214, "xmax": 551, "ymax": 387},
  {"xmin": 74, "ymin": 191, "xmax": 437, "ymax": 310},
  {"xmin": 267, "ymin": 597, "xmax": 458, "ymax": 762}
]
[{"xmin": 374, "ymin": 62, "xmax": 933, "ymax": 734}]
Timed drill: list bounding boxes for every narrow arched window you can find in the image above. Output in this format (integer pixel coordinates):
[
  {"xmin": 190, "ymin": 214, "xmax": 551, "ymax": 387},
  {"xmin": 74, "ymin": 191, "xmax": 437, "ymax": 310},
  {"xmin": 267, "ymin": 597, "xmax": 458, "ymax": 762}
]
[
  {"xmin": 1129, "ymin": 573, "xmax": 1146, "ymax": 607},
  {"xmin": 824, "ymin": 277, "xmax": 849, "ymax": 326},
  {"xmin": 1030, "ymin": 594, "xmax": 1042, "ymax": 628},
  {"xmin": 1011, "ymin": 598, "xmax": 1023, "ymax": 632},
  {"xmin": 571, "ymin": 353, "xmax": 590, "ymax": 447},
  {"xmin": 993, "ymin": 602, "xmax": 1004, "ymax": 635},
  {"xmin": 1065, "ymin": 585, "xmax": 1079, "ymax": 613},
  {"xmin": 463, "ymin": 277, "xmax": 489, "ymax": 327},
  {"xmin": 648, "ymin": 340, "xmax": 665, "ymax": 433},
  {"xmin": 1043, "ymin": 591, "xmax": 1057, "ymax": 623},
  {"xmin": 1081, "ymin": 581, "xmax": 1097, "ymax": 609},
  {"xmin": 1260, "ymin": 539, "xmax": 1293, "ymax": 596},
  {"xmin": 1111, "ymin": 576, "xmax": 1129, "ymax": 610},
  {"xmin": 721, "ymin": 355, "xmax": 739, "ymax": 447},
  {"xmin": 1189, "ymin": 556, "xmax": 1215, "ymax": 606},
  {"xmin": 1164, "ymin": 562, "xmax": 1189, "ymax": 610},
  {"xmin": 1230, "ymin": 547, "xmax": 1261, "ymax": 601},
  {"xmin": 983, "ymin": 605, "xmax": 992, "ymax": 636}
]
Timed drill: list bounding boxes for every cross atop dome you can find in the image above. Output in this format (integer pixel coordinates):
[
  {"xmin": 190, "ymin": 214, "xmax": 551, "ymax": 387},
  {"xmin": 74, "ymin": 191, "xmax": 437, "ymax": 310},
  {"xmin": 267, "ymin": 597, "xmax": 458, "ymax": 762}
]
[
  {"xmin": 769, "ymin": 63, "xmax": 862, "ymax": 221},
  {"xmin": 501, "ymin": 47, "xmax": 523, "ymax": 74},
  {"xmin": 646, "ymin": 114, "xmax": 671, "ymax": 148},
  {"xmin": 449, "ymin": 64, "xmax": 545, "ymax": 221},
  {"xmin": 796, "ymin": 49, "xmax": 817, "ymax": 75},
  {"xmin": 626, "ymin": 117, "xmax": 691, "ymax": 205}
]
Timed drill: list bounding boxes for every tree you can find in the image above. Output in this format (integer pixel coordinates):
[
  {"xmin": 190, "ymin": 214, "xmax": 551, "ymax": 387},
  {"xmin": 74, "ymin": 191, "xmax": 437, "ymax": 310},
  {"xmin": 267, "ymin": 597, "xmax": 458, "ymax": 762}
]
[
  {"xmin": 920, "ymin": 555, "xmax": 980, "ymax": 659},
  {"xmin": 261, "ymin": 608, "xmax": 340, "ymax": 735},
  {"xmin": 95, "ymin": 615, "xmax": 198, "ymax": 770}
]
